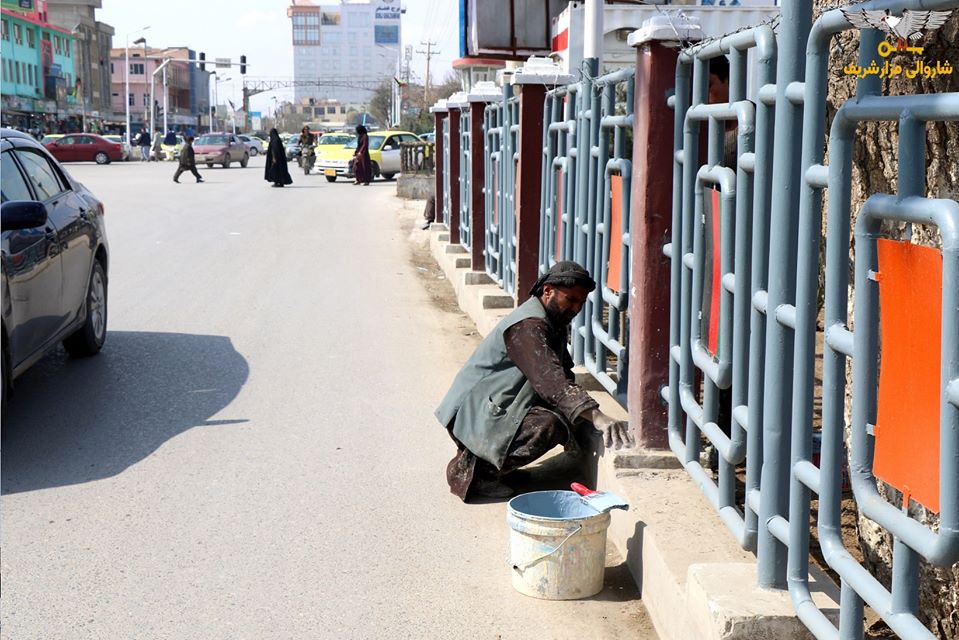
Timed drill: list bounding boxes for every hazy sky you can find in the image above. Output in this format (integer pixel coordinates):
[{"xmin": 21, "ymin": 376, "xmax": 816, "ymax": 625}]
[{"xmin": 99, "ymin": 0, "xmax": 461, "ymax": 114}]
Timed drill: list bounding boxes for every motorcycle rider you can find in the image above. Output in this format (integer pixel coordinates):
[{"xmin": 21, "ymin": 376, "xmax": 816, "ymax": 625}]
[{"xmin": 298, "ymin": 125, "xmax": 316, "ymax": 174}]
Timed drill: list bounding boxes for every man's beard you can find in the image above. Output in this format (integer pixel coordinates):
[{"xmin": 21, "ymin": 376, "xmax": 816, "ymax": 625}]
[{"xmin": 545, "ymin": 298, "xmax": 576, "ymax": 327}]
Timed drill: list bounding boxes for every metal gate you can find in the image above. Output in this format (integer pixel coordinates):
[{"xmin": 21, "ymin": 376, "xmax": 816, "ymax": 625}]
[
  {"xmin": 484, "ymin": 87, "xmax": 520, "ymax": 294},
  {"xmin": 459, "ymin": 105, "xmax": 472, "ymax": 251}
]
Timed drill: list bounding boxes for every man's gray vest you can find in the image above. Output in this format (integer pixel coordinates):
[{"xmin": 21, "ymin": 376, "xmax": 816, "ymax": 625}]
[{"xmin": 435, "ymin": 297, "xmax": 549, "ymax": 470}]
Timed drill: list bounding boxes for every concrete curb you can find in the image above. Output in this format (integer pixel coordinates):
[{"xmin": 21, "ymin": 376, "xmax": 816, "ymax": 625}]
[{"xmin": 426, "ymin": 222, "xmax": 840, "ymax": 640}]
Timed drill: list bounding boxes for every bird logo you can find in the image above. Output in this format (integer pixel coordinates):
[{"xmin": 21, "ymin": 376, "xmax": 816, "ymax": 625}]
[{"xmin": 841, "ymin": 8, "xmax": 954, "ymax": 50}]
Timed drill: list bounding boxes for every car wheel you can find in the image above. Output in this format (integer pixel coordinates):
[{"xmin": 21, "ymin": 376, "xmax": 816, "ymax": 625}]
[
  {"xmin": 382, "ymin": 172, "xmax": 396, "ymax": 181},
  {"xmin": 240, "ymin": 154, "xmax": 249, "ymax": 168},
  {"xmin": 223, "ymin": 154, "xmax": 231, "ymax": 169},
  {"xmin": 250, "ymin": 147, "xmax": 258, "ymax": 156},
  {"xmin": 325, "ymin": 175, "xmax": 337, "ymax": 183},
  {"xmin": 207, "ymin": 163, "xmax": 214, "ymax": 169},
  {"xmin": 63, "ymin": 260, "xmax": 108, "ymax": 358},
  {"xmin": 94, "ymin": 152, "xmax": 110, "ymax": 165}
]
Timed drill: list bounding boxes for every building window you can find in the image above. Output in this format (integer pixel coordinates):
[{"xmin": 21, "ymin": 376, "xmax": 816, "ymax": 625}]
[
  {"xmin": 13, "ymin": 23, "xmax": 22, "ymax": 45},
  {"xmin": 1, "ymin": 20, "xmax": 8, "ymax": 41},
  {"xmin": 15, "ymin": 61, "xmax": 21, "ymax": 84},
  {"xmin": 130, "ymin": 63, "xmax": 144, "ymax": 75},
  {"xmin": 27, "ymin": 27, "xmax": 35, "ymax": 48},
  {"xmin": 27, "ymin": 64, "xmax": 32, "ymax": 86},
  {"xmin": 143, "ymin": 93, "xmax": 149, "ymax": 106},
  {"xmin": 110, "ymin": 62, "xmax": 114, "ymax": 74},
  {"xmin": 128, "ymin": 93, "xmax": 134, "ymax": 106},
  {"xmin": 54, "ymin": 35, "xmax": 60, "ymax": 54}
]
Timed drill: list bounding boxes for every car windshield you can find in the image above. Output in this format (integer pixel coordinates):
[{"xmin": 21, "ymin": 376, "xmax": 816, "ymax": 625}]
[
  {"xmin": 41, "ymin": 135, "xmax": 62, "ymax": 144},
  {"xmin": 195, "ymin": 135, "xmax": 228, "ymax": 145},
  {"xmin": 104, "ymin": 135, "xmax": 121, "ymax": 142},
  {"xmin": 344, "ymin": 135, "xmax": 385, "ymax": 150},
  {"xmin": 319, "ymin": 135, "xmax": 354, "ymax": 145}
]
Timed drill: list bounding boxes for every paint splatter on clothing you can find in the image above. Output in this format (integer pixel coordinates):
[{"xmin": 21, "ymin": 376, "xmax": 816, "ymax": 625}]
[{"xmin": 446, "ymin": 317, "xmax": 599, "ymax": 501}]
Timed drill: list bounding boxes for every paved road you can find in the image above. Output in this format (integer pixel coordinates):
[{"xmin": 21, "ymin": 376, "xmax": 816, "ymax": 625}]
[{"xmin": 1, "ymin": 157, "xmax": 655, "ymax": 639}]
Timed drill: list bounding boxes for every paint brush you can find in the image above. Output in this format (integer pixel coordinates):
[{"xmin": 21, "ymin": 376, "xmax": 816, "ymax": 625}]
[{"xmin": 570, "ymin": 482, "xmax": 629, "ymax": 513}]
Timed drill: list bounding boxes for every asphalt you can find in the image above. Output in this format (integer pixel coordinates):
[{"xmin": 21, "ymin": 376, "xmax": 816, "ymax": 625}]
[{"xmin": 0, "ymin": 156, "xmax": 656, "ymax": 639}]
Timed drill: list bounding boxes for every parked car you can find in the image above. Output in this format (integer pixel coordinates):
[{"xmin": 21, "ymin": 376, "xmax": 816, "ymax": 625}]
[
  {"xmin": 192, "ymin": 133, "xmax": 250, "ymax": 168},
  {"xmin": 316, "ymin": 130, "xmax": 421, "ymax": 182},
  {"xmin": 285, "ymin": 139, "xmax": 301, "ymax": 161},
  {"xmin": 102, "ymin": 134, "xmax": 132, "ymax": 161},
  {"xmin": 43, "ymin": 133, "xmax": 123, "ymax": 164},
  {"xmin": 1, "ymin": 128, "xmax": 110, "ymax": 401},
  {"xmin": 421, "ymin": 131, "xmax": 436, "ymax": 144},
  {"xmin": 237, "ymin": 134, "xmax": 264, "ymax": 156}
]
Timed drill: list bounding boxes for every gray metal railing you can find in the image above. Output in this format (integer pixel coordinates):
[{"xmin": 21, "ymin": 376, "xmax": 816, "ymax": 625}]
[
  {"xmin": 459, "ymin": 106, "xmax": 472, "ymax": 252},
  {"xmin": 484, "ymin": 87, "xmax": 520, "ymax": 294},
  {"xmin": 442, "ymin": 117, "xmax": 451, "ymax": 227},
  {"xmin": 666, "ymin": 23, "xmax": 776, "ymax": 553},
  {"xmin": 666, "ymin": 0, "xmax": 959, "ymax": 637}
]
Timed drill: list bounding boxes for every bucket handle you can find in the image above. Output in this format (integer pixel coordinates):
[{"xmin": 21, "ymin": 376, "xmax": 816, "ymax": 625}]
[{"xmin": 510, "ymin": 524, "xmax": 583, "ymax": 574}]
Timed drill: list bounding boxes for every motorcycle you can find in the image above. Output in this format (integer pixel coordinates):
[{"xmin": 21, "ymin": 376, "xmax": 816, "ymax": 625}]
[{"xmin": 299, "ymin": 146, "xmax": 315, "ymax": 175}]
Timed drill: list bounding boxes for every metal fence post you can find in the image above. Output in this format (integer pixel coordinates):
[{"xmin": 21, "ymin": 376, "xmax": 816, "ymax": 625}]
[
  {"xmin": 510, "ymin": 59, "xmax": 575, "ymax": 301},
  {"xmin": 626, "ymin": 36, "xmax": 684, "ymax": 449},
  {"xmin": 447, "ymin": 94, "xmax": 466, "ymax": 244},
  {"xmin": 468, "ymin": 82, "xmax": 501, "ymax": 271},
  {"xmin": 756, "ymin": 0, "xmax": 812, "ymax": 590},
  {"xmin": 431, "ymin": 102, "xmax": 449, "ymax": 225}
]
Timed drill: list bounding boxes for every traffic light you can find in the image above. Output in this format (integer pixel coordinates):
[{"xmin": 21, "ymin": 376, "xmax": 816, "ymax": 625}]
[
  {"xmin": 240, "ymin": 55, "xmax": 247, "ymax": 74},
  {"xmin": 199, "ymin": 52, "xmax": 206, "ymax": 72}
]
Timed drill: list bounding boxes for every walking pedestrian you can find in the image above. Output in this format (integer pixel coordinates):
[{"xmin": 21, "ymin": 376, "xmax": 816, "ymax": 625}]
[
  {"xmin": 264, "ymin": 128, "xmax": 292, "ymax": 188},
  {"xmin": 151, "ymin": 129, "xmax": 163, "ymax": 162},
  {"xmin": 352, "ymin": 124, "xmax": 372, "ymax": 185},
  {"xmin": 138, "ymin": 129, "xmax": 151, "ymax": 162},
  {"xmin": 173, "ymin": 136, "xmax": 204, "ymax": 183}
]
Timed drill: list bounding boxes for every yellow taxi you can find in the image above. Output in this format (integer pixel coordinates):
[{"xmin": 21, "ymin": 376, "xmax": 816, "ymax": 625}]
[{"xmin": 316, "ymin": 129, "xmax": 421, "ymax": 183}]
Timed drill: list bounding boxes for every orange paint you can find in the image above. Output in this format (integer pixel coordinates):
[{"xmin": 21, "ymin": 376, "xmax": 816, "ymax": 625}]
[
  {"xmin": 607, "ymin": 175, "xmax": 624, "ymax": 293},
  {"xmin": 555, "ymin": 168, "xmax": 564, "ymax": 258},
  {"xmin": 873, "ymin": 239, "xmax": 942, "ymax": 513},
  {"xmin": 707, "ymin": 188, "xmax": 721, "ymax": 356}
]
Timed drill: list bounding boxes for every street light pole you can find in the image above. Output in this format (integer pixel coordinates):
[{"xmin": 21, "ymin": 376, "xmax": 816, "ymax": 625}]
[{"xmin": 125, "ymin": 26, "xmax": 149, "ymax": 143}]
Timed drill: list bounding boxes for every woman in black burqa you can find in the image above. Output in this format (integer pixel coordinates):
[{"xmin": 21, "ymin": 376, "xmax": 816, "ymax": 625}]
[
  {"xmin": 352, "ymin": 124, "xmax": 372, "ymax": 186},
  {"xmin": 264, "ymin": 128, "xmax": 293, "ymax": 187}
]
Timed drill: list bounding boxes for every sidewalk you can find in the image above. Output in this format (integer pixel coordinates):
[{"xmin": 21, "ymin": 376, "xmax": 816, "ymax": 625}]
[{"xmin": 415, "ymin": 205, "xmax": 841, "ymax": 640}]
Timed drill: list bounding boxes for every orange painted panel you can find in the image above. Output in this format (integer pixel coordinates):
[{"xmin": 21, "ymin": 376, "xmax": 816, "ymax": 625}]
[
  {"xmin": 707, "ymin": 188, "xmax": 721, "ymax": 355},
  {"xmin": 555, "ymin": 168, "xmax": 564, "ymax": 258},
  {"xmin": 607, "ymin": 175, "xmax": 624, "ymax": 293},
  {"xmin": 873, "ymin": 239, "xmax": 942, "ymax": 513}
]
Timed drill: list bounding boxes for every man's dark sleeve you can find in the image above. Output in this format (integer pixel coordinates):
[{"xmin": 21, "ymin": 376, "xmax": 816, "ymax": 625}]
[{"xmin": 505, "ymin": 318, "xmax": 598, "ymax": 425}]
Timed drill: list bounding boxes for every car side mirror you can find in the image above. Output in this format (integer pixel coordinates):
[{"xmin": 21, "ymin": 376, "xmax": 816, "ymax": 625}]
[{"xmin": 1, "ymin": 200, "xmax": 48, "ymax": 231}]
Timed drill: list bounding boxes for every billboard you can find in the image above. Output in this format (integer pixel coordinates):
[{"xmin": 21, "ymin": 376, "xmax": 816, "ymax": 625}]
[
  {"xmin": 460, "ymin": 0, "xmax": 568, "ymax": 59},
  {"xmin": 321, "ymin": 11, "xmax": 340, "ymax": 25},
  {"xmin": 374, "ymin": 25, "xmax": 400, "ymax": 45},
  {"xmin": 375, "ymin": 5, "xmax": 402, "ymax": 21}
]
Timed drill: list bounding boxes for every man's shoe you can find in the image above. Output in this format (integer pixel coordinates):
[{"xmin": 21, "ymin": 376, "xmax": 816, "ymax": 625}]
[
  {"xmin": 470, "ymin": 478, "xmax": 515, "ymax": 499},
  {"xmin": 196, "ymin": 179, "xmax": 204, "ymax": 183},
  {"xmin": 173, "ymin": 179, "xmax": 180, "ymax": 183}
]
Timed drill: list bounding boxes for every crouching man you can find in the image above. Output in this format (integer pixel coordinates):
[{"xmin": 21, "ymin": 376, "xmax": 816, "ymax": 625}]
[{"xmin": 436, "ymin": 261, "xmax": 634, "ymax": 501}]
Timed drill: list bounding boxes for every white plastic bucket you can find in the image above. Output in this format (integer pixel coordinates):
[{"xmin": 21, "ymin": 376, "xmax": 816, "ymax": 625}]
[{"xmin": 506, "ymin": 490, "xmax": 611, "ymax": 600}]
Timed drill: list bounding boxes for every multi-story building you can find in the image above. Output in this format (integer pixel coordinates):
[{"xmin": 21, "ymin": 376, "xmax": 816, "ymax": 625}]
[
  {"xmin": 43, "ymin": 0, "xmax": 114, "ymax": 124},
  {"xmin": 109, "ymin": 46, "xmax": 210, "ymax": 134},
  {"xmin": 1, "ymin": 0, "xmax": 78, "ymax": 131},
  {"xmin": 287, "ymin": 0, "xmax": 401, "ymax": 106}
]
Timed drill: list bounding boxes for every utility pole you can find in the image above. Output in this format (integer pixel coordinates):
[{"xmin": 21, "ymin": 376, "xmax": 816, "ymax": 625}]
[{"xmin": 417, "ymin": 41, "xmax": 438, "ymax": 103}]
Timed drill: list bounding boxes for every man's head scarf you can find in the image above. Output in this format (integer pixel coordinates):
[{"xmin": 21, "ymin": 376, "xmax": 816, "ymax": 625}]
[{"xmin": 528, "ymin": 261, "xmax": 596, "ymax": 297}]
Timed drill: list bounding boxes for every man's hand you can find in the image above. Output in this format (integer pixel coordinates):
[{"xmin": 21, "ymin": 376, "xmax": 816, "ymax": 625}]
[{"xmin": 583, "ymin": 409, "xmax": 635, "ymax": 450}]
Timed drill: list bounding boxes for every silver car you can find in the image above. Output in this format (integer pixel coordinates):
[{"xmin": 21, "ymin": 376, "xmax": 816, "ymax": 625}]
[{"xmin": 237, "ymin": 135, "xmax": 264, "ymax": 157}]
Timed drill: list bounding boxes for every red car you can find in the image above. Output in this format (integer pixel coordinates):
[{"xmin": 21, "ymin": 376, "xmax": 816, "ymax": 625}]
[{"xmin": 43, "ymin": 133, "xmax": 124, "ymax": 165}]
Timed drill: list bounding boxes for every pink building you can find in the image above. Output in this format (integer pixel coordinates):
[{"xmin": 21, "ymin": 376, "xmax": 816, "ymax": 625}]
[{"xmin": 109, "ymin": 45, "xmax": 208, "ymax": 133}]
